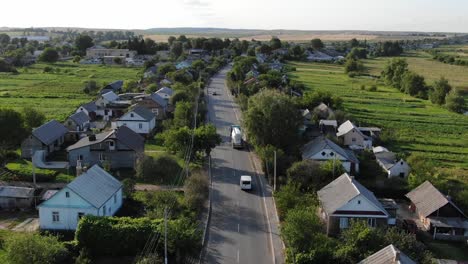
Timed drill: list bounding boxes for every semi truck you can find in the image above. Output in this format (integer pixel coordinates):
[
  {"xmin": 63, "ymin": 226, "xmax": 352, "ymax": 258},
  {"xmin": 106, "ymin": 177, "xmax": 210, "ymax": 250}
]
[{"xmin": 230, "ymin": 125, "xmax": 243, "ymax": 149}]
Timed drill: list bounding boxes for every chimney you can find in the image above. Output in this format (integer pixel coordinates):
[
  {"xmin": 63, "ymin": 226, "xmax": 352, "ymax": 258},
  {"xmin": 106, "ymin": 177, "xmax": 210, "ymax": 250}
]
[
  {"xmin": 393, "ymin": 250, "xmax": 400, "ymax": 263},
  {"xmin": 89, "ymin": 134, "xmax": 96, "ymax": 141}
]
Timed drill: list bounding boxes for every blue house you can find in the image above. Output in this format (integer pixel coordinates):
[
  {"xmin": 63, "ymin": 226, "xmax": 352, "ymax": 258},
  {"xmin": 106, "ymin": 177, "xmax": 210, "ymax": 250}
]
[{"xmin": 38, "ymin": 165, "xmax": 123, "ymax": 230}]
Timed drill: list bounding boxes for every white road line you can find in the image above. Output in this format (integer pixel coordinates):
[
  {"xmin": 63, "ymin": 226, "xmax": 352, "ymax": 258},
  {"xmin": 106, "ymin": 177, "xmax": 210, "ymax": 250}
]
[
  {"xmin": 237, "ymin": 249, "xmax": 240, "ymax": 263},
  {"xmin": 237, "ymin": 223, "xmax": 240, "ymax": 233}
]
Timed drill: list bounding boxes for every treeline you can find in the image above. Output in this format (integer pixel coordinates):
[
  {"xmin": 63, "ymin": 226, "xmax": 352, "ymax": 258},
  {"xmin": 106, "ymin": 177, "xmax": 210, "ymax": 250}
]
[
  {"xmin": 382, "ymin": 58, "xmax": 466, "ymax": 113},
  {"xmin": 428, "ymin": 50, "xmax": 468, "ymax": 66}
]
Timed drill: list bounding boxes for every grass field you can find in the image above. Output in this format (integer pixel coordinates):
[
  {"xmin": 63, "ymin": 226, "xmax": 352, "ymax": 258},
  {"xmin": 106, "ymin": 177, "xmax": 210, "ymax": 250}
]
[
  {"xmin": 288, "ymin": 61, "xmax": 468, "ymax": 170},
  {"xmin": 363, "ymin": 51, "xmax": 468, "ymax": 95},
  {"xmin": 0, "ymin": 62, "xmax": 142, "ymax": 121}
]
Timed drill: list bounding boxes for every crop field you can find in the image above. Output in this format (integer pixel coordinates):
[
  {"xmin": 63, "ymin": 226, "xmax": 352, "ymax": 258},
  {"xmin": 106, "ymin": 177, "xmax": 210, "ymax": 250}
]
[
  {"xmin": 363, "ymin": 51, "xmax": 468, "ymax": 95},
  {"xmin": 288, "ymin": 61, "xmax": 468, "ymax": 170},
  {"xmin": 0, "ymin": 62, "xmax": 141, "ymax": 121}
]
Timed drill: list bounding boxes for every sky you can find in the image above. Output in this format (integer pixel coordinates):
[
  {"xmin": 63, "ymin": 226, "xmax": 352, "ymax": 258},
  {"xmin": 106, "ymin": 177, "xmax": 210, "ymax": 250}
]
[{"xmin": 1, "ymin": 0, "xmax": 467, "ymax": 32}]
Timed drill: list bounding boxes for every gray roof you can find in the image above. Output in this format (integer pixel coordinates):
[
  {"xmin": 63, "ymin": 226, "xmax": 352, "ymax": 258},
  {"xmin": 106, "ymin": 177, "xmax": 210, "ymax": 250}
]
[
  {"xmin": 67, "ymin": 165, "xmax": 122, "ymax": 208},
  {"xmin": 358, "ymin": 244, "xmax": 416, "ymax": 264},
  {"xmin": 150, "ymin": 93, "xmax": 168, "ymax": 107},
  {"xmin": 374, "ymin": 151, "xmax": 397, "ymax": 169},
  {"xmin": 317, "ymin": 173, "xmax": 388, "ymax": 215},
  {"xmin": 69, "ymin": 112, "xmax": 90, "ymax": 126},
  {"xmin": 102, "ymin": 91, "xmax": 119, "ymax": 102},
  {"xmin": 67, "ymin": 126, "xmax": 144, "ymax": 152},
  {"xmin": 32, "ymin": 120, "xmax": 68, "ymax": 145},
  {"xmin": 0, "ymin": 186, "xmax": 34, "ymax": 198},
  {"xmin": 80, "ymin": 101, "xmax": 98, "ymax": 112},
  {"xmin": 156, "ymin": 87, "xmax": 174, "ymax": 96},
  {"xmin": 302, "ymin": 136, "xmax": 359, "ymax": 163},
  {"xmin": 101, "ymin": 80, "xmax": 123, "ymax": 94},
  {"xmin": 337, "ymin": 120, "xmax": 368, "ymax": 139},
  {"xmin": 127, "ymin": 106, "xmax": 155, "ymax": 121},
  {"xmin": 406, "ymin": 181, "xmax": 466, "ymax": 218}
]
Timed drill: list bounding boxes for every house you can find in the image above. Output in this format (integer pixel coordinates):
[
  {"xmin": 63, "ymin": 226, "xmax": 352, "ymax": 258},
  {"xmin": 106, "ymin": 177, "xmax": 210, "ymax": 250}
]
[
  {"xmin": 65, "ymin": 112, "xmax": 90, "ymax": 132},
  {"xmin": 406, "ymin": 181, "xmax": 468, "ymax": 241},
  {"xmin": 144, "ymin": 66, "xmax": 158, "ymax": 78},
  {"xmin": 86, "ymin": 46, "xmax": 136, "ymax": 59},
  {"xmin": 155, "ymin": 87, "xmax": 174, "ymax": 101},
  {"xmin": 100, "ymin": 80, "xmax": 124, "ymax": 95},
  {"xmin": 67, "ymin": 126, "xmax": 144, "ymax": 169},
  {"xmin": 21, "ymin": 120, "xmax": 69, "ymax": 159},
  {"xmin": 302, "ymin": 109, "xmax": 313, "ymax": 126},
  {"xmin": 38, "ymin": 165, "xmax": 122, "ymax": 230},
  {"xmin": 302, "ymin": 136, "xmax": 359, "ymax": 174},
  {"xmin": 76, "ymin": 101, "xmax": 98, "ymax": 120},
  {"xmin": 306, "ymin": 50, "xmax": 334, "ymax": 62},
  {"xmin": 176, "ymin": 60, "xmax": 192, "ymax": 70},
  {"xmin": 319, "ymin": 120, "xmax": 338, "ymax": 135},
  {"xmin": 337, "ymin": 120, "xmax": 373, "ymax": 150},
  {"xmin": 373, "ymin": 147, "xmax": 410, "ymax": 178},
  {"xmin": 134, "ymin": 93, "xmax": 168, "ymax": 120},
  {"xmin": 159, "ymin": 78, "xmax": 172, "ymax": 86},
  {"xmin": 358, "ymin": 244, "xmax": 416, "ymax": 264},
  {"xmin": 0, "ymin": 186, "xmax": 35, "ymax": 209},
  {"xmin": 96, "ymin": 91, "xmax": 119, "ymax": 108},
  {"xmin": 318, "ymin": 173, "xmax": 390, "ymax": 235},
  {"xmin": 112, "ymin": 106, "xmax": 156, "ymax": 136},
  {"xmin": 359, "ymin": 127, "xmax": 381, "ymax": 139}
]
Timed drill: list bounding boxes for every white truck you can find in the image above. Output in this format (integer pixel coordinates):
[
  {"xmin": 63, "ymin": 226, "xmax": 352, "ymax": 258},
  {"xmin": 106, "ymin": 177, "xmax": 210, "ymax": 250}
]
[{"xmin": 230, "ymin": 125, "xmax": 243, "ymax": 149}]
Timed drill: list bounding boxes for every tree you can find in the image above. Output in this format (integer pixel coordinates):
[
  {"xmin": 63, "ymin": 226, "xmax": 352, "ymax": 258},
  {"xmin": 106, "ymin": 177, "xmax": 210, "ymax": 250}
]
[
  {"xmin": 445, "ymin": 89, "xmax": 466, "ymax": 113},
  {"xmin": 75, "ymin": 34, "xmax": 94, "ymax": 53},
  {"xmin": 281, "ymin": 207, "xmax": 323, "ymax": 253},
  {"xmin": 344, "ymin": 58, "xmax": 364, "ymax": 74},
  {"xmin": 194, "ymin": 124, "xmax": 222, "ymax": 156},
  {"xmin": 349, "ymin": 38, "xmax": 359, "ymax": 48},
  {"xmin": 243, "ymin": 90, "xmax": 302, "ymax": 152},
  {"xmin": 381, "ymin": 58, "xmax": 408, "ymax": 89},
  {"xmin": 83, "ymin": 80, "xmax": 98, "ymax": 94},
  {"xmin": 157, "ymin": 63, "xmax": 176, "ymax": 76},
  {"xmin": 310, "ymin": 38, "xmax": 324, "ymax": 49},
  {"xmin": 168, "ymin": 36, "xmax": 176, "ymax": 46},
  {"xmin": 429, "ymin": 77, "xmax": 452, "ymax": 105},
  {"xmin": 287, "ymin": 160, "xmax": 324, "ymax": 191},
  {"xmin": 22, "ymin": 107, "xmax": 45, "ymax": 132},
  {"xmin": 256, "ymin": 43, "xmax": 272, "ymax": 55},
  {"xmin": 184, "ymin": 171, "xmax": 209, "ymax": 211},
  {"xmin": 401, "ymin": 71, "xmax": 427, "ymax": 98},
  {"xmin": 173, "ymin": 101, "xmax": 194, "ymax": 128},
  {"xmin": 0, "ymin": 33, "xmax": 10, "ymax": 45},
  {"xmin": 0, "ymin": 108, "xmax": 27, "ymax": 149},
  {"xmin": 290, "ymin": 45, "xmax": 305, "ymax": 60},
  {"xmin": 122, "ymin": 178, "xmax": 136, "ymax": 198},
  {"xmin": 5, "ymin": 233, "xmax": 68, "ymax": 264},
  {"xmin": 135, "ymin": 154, "xmax": 181, "ymax": 184},
  {"xmin": 38, "ymin": 48, "xmax": 59, "ymax": 63},
  {"xmin": 113, "ymin": 57, "xmax": 123, "ymax": 64},
  {"xmin": 160, "ymin": 126, "xmax": 192, "ymax": 154},
  {"xmin": 347, "ymin": 47, "xmax": 367, "ymax": 59},
  {"xmin": 274, "ymin": 182, "xmax": 305, "ymax": 219},
  {"xmin": 270, "ymin": 37, "xmax": 282, "ymax": 50},
  {"xmin": 171, "ymin": 41, "xmax": 183, "ymax": 58}
]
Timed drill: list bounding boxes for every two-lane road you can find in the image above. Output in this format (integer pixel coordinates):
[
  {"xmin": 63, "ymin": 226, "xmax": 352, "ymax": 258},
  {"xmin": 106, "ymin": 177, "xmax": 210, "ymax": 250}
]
[{"xmin": 203, "ymin": 67, "xmax": 283, "ymax": 264}]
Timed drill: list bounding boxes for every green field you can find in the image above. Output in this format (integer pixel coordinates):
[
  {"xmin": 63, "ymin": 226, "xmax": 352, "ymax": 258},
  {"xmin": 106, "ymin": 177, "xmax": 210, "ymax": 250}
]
[
  {"xmin": 0, "ymin": 62, "xmax": 142, "ymax": 121},
  {"xmin": 364, "ymin": 50, "xmax": 468, "ymax": 95},
  {"xmin": 288, "ymin": 61, "xmax": 468, "ymax": 170}
]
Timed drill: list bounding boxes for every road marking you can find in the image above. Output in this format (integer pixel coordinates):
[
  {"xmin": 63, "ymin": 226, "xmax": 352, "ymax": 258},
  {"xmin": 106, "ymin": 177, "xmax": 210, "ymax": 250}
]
[
  {"xmin": 238, "ymin": 223, "xmax": 240, "ymax": 233},
  {"xmin": 237, "ymin": 249, "xmax": 240, "ymax": 263}
]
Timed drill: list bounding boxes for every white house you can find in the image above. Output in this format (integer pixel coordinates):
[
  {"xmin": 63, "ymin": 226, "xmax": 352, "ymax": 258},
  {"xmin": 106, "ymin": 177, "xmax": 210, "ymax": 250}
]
[
  {"xmin": 373, "ymin": 146, "xmax": 410, "ymax": 178},
  {"xmin": 112, "ymin": 106, "xmax": 156, "ymax": 135},
  {"xmin": 337, "ymin": 120, "xmax": 373, "ymax": 150},
  {"xmin": 302, "ymin": 136, "xmax": 359, "ymax": 174},
  {"xmin": 38, "ymin": 165, "xmax": 122, "ymax": 230}
]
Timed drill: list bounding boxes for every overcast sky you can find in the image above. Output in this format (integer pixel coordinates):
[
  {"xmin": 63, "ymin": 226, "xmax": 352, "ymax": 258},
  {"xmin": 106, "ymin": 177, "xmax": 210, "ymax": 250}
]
[{"xmin": 1, "ymin": 0, "xmax": 467, "ymax": 32}]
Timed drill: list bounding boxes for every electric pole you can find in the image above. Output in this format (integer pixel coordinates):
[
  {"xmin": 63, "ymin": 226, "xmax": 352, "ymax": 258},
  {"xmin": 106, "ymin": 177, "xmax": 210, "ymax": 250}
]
[
  {"xmin": 164, "ymin": 207, "xmax": 168, "ymax": 264},
  {"xmin": 274, "ymin": 150, "xmax": 277, "ymax": 192}
]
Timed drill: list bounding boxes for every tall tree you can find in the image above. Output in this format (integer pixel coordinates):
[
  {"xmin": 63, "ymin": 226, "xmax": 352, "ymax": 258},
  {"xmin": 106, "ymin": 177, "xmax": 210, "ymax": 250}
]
[
  {"xmin": 429, "ymin": 77, "xmax": 452, "ymax": 105},
  {"xmin": 310, "ymin": 38, "xmax": 324, "ymax": 49},
  {"xmin": 74, "ymin": 34, "xmax": 94, "ymax": 53},
  {"xmin": 445, "ymin": 89, "xmax": 466, "ymax": 113},
  {"xmin": 38, "ymin": 47, "xmax": 59, "ymax": 63},
  {"xmin": 0, "ymin": 109, "xmax": 27, "ymax": 148},
  {"xmin": 22, "ymin": 107, "xmax": 45, "ymax": 132},
  {"xmin": 5, "ymin": 233, "xmax": 68, "ymax": 264},
  {"xmin": 270, "ymin": 36, "xmax": 282, "ymax": 50}
]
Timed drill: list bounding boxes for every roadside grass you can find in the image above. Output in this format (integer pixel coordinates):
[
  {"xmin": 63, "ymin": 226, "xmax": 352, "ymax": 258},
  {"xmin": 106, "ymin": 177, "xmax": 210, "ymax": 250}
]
[
  {"xmin": 0, "ymin": 61, "xmax": 142, "ymax": 121},
  {"xmin": 287, "ymin": 61, "xmax": 468, "ymax": 170},
  {"xmin": 363, "ymin": 50, "xmax": 468, "ymax": 95},
  {"xmin": 426, "ymin": 240, "xmax": 468, "ymax": 260}
]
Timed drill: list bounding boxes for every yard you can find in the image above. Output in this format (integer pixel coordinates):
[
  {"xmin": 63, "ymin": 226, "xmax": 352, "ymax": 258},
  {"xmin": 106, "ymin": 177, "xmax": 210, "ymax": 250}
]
[{"xmin": 0, "ymin": 61, "xmax": 142, "ymax": 121}]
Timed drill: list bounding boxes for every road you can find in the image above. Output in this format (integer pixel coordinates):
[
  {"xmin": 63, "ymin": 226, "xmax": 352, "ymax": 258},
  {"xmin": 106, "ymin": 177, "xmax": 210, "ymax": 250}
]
[{"xmin": 203, "ymin": 66, "xmax": 284, "ymax": 264}]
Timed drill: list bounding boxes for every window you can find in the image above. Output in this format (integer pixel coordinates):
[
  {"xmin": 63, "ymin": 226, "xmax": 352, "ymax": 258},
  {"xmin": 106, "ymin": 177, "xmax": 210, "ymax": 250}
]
[
  {"xmin": 139, "ymin": 123, "xmax": 143, "ymax": 129},
  {"xmin": 103, "ymin": 206, "xmax": 106, "ymax": 216},
  {"xmin": 330, "ymin": 152, "xmax": 334, "ymax": 156},
  {"xmin": 99, "ymin": 154, "xmax": 106, "ymax": 161},
  {"xmin": 77, "ymin": 155, "xmax": 83, "ymax": 161},
  {"xmin": 130, "ymin": 113, "xmax": 134, "ymax": 117},
  {"xmin": 339, "ymin": 218, "xmax": 348, "ymax": 229},
  {"xmin": 367, "ymin": 218, "xmax": 376, "ymax": 227},
  {"xmin": 352, "ymin": 138, "xmax": 356, "ymax": 142},
  {"xmin": 65, "ymin": 192, "xmax": 70, "ymax": 198},
  {"xmin": 109, "ymin": 207, "xmax": 111, "ymax": 213},
  {"xmin": 321, "ymin": 151, "xmax": 326, "ymax": 156},
  {"xmin": 152, "ymin": 108, "xmax": 159, "ymax": 115},
  {"xmin": 114, "ymin": 194, "xmax": 117, "ymax": 203},
  {"xmin": 78, "ymin": 212, "xmax": 85, "ymax": 220},
  {"xmin": 399, "ymin": 172, "xmax": 405, "ymax": 178},
  {"xmin": 357, "ymin": 200, "xmax": 361, "ymax": 204},
  {"xmin": 52, "ymin": 212, "xmax": 60, "ymax": 222}
]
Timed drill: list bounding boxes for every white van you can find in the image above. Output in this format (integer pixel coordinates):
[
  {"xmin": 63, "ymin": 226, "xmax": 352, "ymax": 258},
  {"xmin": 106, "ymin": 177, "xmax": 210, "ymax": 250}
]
[{"xmin": 240, "ymin": 175, "xmax": 252, "ymax": 190}]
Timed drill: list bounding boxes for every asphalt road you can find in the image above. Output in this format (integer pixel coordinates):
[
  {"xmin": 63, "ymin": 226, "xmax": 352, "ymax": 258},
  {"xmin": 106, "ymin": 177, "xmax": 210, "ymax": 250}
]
[{"xmin": 203, "ymin": 66, "xmax": 283, "ymax": 264}]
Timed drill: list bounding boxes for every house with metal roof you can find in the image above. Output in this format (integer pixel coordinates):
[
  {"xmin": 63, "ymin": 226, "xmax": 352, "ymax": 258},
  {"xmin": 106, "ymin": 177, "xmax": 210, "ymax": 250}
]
[
  {"xmin": 100, "ymin": 80, "xmax": 124, "ymax": 95},
  {"xmin": 337, "ymin": 120, "xmax": 373, "ymax": 150},
  {"xmin": 111, "ymin": 106, "xmax": 156, "ymax": 135},
  {"xmin": 0, "ymin": 186, "xmax": 35, "ymax": 209},
  {"xmin": 406, "ymin": 181, "xmax": 468, "ymax": 241},
  {"xmin": 76, "ymin": 101, "xmax": 98, "ymax": 120},
  {"xmin": 21, "ymin": 120, "xmax": 69, "ymax": 159},
  {"xmin": 317, "ymin": 173, "xmax": 390, "ymax": 235},
  {"xmin": 358, "ymin": 244, "xmax": 416, "ymax": 264},
  {"xmin": 134, "ymin": 92, "xmax": 168, "ymax": 120},
  {"xmin": 373, "ymin": 146, "xmax": 410, "ymax": 178},
  {"xmin": 155, "ymin": 87, "xmax": 174, "ymax": 101},
  {"xmin": 67, "ymin": 126, "xmax": 144, "ymax": 169},
  {"xmin": 65, "ymin": 112, "xmax": 90, "ymax": 132},
  {"xmin": 38, "ymin": 165, "xmax": 122, "ymax": 230},
  {"xmin": 302, "ymin": 136, "xmax": 360, "ymax": 174}
]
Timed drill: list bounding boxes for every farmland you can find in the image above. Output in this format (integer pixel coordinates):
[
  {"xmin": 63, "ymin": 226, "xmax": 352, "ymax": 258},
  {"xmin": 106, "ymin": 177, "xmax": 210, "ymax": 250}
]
[
  {"xmin": 287, "ymin": 61, "xmax": 468, "ymax": 170},
  {"xmin": 0, "ymin": 62, "xmax": 141, "ymax": 121},
  {"xmin": 363, "ymin": 50, "xmax": 468, "ymax": 95}
]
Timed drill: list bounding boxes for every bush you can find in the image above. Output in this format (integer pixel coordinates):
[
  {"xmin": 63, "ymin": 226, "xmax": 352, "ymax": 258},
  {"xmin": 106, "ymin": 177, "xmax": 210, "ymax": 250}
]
[
  {"xmin": 135, "ymin": 154, "xmax": 182, "ymax": 184},
  {"xmin": 43, "ymin": 66, "xmax": 54, "ymax": 73},
  {"xmin": 184, "ymin": 171, "xmax": 208, "ymax": 212},
  {"xmin": 368, "ymin": 85, "xmax": 377, "ymax": 92}
]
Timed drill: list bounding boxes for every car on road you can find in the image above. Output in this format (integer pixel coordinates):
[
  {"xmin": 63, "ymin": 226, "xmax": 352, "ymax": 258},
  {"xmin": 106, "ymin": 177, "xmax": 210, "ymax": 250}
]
[
  {"xmin": 240, "ymin": 175, "xmax": 252, "ymax": 190},
  {"xmin": 212, "ymin": 91, "xmax": 219, "ymax": 95}
]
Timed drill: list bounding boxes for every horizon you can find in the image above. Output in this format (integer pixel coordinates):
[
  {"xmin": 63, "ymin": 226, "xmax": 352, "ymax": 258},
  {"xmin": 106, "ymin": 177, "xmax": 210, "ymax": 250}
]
[{"xmin": 1, "ymin": 0, "xmax": 467, "ymax": 33}]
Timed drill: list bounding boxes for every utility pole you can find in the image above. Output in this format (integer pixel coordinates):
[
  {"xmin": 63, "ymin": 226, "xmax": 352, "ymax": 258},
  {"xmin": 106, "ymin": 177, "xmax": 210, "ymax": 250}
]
[
  {"xmin": 31, "ymin": 149, "xmax": 36, "ymax": 188},
  {"xmin": 273, "ymin": 150, "xmax": 277, "ymax": 192},
  {"xmin": 164, "ymin": 207, "xmax": 168, "ymax": 264}
]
